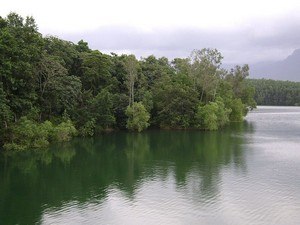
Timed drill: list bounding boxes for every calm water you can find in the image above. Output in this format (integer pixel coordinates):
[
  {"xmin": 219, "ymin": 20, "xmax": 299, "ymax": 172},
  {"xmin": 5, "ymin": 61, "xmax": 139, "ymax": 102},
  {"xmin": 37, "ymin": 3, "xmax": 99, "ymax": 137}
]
[{"xmin": 1, "ymin": 106, "xmax": 300, "ymax": 225}]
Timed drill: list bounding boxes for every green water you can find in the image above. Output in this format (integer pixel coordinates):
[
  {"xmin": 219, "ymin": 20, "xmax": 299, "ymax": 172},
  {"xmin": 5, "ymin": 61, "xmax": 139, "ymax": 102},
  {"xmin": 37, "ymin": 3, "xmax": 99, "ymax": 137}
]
[{"xmin": 1, "ymin": 106, "xmax": 300, "ymax": 225}]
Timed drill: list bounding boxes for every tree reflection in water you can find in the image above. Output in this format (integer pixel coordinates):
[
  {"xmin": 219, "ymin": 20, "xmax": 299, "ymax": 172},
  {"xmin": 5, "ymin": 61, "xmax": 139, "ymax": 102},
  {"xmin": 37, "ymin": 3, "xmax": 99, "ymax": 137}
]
[{"xmin": 0, "ymin": 121, "xmax": 254, "ymax": 225}]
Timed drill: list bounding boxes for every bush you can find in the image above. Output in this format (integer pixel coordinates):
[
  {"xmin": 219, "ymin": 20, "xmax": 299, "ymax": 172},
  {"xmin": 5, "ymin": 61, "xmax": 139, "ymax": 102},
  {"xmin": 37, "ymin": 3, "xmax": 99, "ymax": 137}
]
[
  {"xmin": 195, "ymin": 102, "xmax": 219, "ymax": 130},
  {"xmin": 195, "ymin": 97, "xmax": 231, "ymax": 130},
  {"xmin": 52, "ymin": 120, "xmax": 77, "ymax": 142},
  {"xmin": 3, "ymin": 117, "xmax": 77, "ymax": 151},
  {"xmin": 3, "ymin": 117, "xmax": 52, "ymax": 150},
  {"xmin": 79, "ymin": 119, "xmax": 96, "ymax": 137},
  {"xmin": 215, "ymin": 97, "xmax": 231, "ymax": 127},
  {"xmin": 3, "ymin": 143, "xmax": 26, "ymax": 151},
  {"xmin": 125, "ymin": 102, "xmax": 150, "ymax": 132},
  {"xmin": 229, "ymin": 98, "xmax": 245, "ymax": 122}
]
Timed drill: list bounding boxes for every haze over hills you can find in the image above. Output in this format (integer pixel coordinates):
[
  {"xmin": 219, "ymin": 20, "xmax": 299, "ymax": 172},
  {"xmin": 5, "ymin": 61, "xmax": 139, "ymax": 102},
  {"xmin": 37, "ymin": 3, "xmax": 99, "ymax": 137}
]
[
  {"xmin": 226, "ymin": 49, "xmax": 300, "ymax": 82},
  {"xmin": 249, "ymin": 49, "xmax": 300, "ymax": 81}
]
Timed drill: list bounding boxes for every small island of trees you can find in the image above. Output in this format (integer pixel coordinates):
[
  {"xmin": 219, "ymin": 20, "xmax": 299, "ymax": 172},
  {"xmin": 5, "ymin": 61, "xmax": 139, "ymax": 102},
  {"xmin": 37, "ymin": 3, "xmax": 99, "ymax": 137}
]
[{"xmin": 0, "ymin": 13, "xmax": 257, "ymax": 151}]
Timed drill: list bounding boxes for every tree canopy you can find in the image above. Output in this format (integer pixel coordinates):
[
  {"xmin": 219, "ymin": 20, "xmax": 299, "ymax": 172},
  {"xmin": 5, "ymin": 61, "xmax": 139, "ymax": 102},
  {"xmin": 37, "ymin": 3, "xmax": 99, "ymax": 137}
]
[
  {"xmin": 0, "ymin": 13, "xmax": 257, "ymax": 150},
  {"xmin": 247, "ymin": 79, "xmax": 300, "ymax": 106}
]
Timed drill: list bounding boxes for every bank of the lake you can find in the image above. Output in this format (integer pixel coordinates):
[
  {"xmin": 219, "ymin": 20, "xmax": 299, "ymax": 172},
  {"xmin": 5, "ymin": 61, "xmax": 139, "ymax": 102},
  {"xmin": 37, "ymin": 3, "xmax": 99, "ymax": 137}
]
[{"xmin": 0, "ymin": 106, "xmax": 300, "ymax": 225}]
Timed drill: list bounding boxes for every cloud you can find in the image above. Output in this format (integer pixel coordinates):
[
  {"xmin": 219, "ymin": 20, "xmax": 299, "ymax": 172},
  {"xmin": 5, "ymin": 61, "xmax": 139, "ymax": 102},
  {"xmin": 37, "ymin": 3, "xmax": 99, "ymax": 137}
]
[
  {"xmin": 2, "ymin": 0, "xmax": 300, "ymax": 64},
  {"xmin": 47, "ymin": 13, "xmax": 300, "ymax": 64}
]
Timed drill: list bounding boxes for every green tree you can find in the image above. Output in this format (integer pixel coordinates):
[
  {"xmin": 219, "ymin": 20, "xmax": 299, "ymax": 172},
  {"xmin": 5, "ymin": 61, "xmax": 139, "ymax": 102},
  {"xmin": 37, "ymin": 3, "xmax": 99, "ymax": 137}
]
[
  {"xmin": 196, "ymin": 102, "xmax": 219, "ymax": 130},
  {"xmin": 0, "ymin": 84, "xmax": 13, "ymax": 129},
  {"xmin": 124, "ymin": 55, "xmax": 139, "ymax": 106},
  {"xmin": 229, "ymin": 98, "xmax": 245, "ymax": 122},
  {"xmin": 44, "ymin": 36, "xmax": 79, "ymax": 74},
  {"xmin": 0, "ymin": 13, "xmax": 44, "ymax": 119},
  {"xmin": 90, "ymin": 89, "xmax": 116, "ymax": 132},
  {"xmin": 141, "ymin": 55, "xmax": 174, "ymax": 87},
  {"xmin": 247, "ymin": 79, "xmax": 300, "ymax": 106},
  {"xmin": 195, "ymin": 97, "xmax": 231, "ymax": 130},
  {"xmin": 190, "ymin": 48, "xmax": 223, "ymax": 102},
  {"xmin": 125, "ymin": 102, "xmax": 150, "ymax": 132},
  {"xmin": 80, "ymin": 51, "xmax": 117, "ymax": 94},
  {"xmin": 76, "ymin": 40, "xmax": 91, "ymax": 53},
  {"xmin": 153, "ymin": 74, "xmax": 199, "ymax": 128}
]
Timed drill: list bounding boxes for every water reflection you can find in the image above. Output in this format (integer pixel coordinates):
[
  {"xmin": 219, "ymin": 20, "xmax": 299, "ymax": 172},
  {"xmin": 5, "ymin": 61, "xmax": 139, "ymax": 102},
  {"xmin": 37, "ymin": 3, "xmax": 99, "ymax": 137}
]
[{"xmin": 0, "ymin": 122, "xmax": 254, "ymax": 225}]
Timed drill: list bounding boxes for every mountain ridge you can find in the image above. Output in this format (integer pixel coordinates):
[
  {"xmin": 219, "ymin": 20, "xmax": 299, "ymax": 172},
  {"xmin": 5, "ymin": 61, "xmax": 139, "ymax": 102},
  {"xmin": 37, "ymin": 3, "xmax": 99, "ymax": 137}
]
[{"xmin": 223, "ymin": 49, "xmax": 300, "ymax": 81}]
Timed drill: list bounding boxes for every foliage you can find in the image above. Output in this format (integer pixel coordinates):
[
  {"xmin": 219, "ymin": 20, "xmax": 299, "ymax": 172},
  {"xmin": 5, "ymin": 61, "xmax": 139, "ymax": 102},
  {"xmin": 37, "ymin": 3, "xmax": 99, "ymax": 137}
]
[
  {"xmin": 0, "ymin": 13, "xmax": 44, "ymax": 118},
  {"xmin": 0, "ymin": 83, "xmax": 13, "ymax": 131},
  {"xmin": 90, "ymin": 89, "xmax": 116, "ymax": 132},
  {"xmin": 3, "ymin": 117, "xmax": 77, "ymax": 151},
  {"xmin": 229, "ymin": 98, "xmax": 245, "ymax": 122},
  {"xmin": 153, "ymin": 74, "xmax": 199, "ymax": 128},
  {"xmin": 52, "ymin": 119, "xmax": 77, "ymax": 142},
  {"xmin": 79, "ymin": 119, "xmax": 96, "ymax": 137},
  {"xmin": 215, "ymin": 97, "xmax": 232, "ymax": 127},
  {"xmin": 195, "ymin": 97, "xmax": 231, "ymax": 130},
  {"xmin": 124, "ymin": 55, "xmax": 139, "ymax": 106},
  {"xmin": 196, "ymin": 102, "xmax": 219, "ymax": 130},
  {"xmin": 125, "ymin": 102, "xmax": 150, "ymax": 132},
  {"xmin": 247, "ymin": 79, "xmax": 300, "ymax": 106},
  {"xmin": 189, "ymin": 48, "xmax": 223, "ymax": 102},
  {"xmin": 0, "ymin": 12, "xmax": 258, "ymax": 150}
]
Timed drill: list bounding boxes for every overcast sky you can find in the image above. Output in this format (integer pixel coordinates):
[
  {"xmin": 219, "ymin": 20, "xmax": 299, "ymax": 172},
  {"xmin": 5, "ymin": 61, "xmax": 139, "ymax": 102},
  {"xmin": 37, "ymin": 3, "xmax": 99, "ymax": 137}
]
[{"xmin": 1, "ymin": 0, "xmax": 300, "ymax": 63}]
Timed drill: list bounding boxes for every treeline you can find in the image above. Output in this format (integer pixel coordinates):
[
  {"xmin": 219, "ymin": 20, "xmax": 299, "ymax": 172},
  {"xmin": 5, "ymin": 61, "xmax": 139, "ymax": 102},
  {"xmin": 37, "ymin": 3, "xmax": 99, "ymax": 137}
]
[
  {"xmin": 247, "ymin": 79, "xmax": 300, "ymax": 106},
  {"xmin": 0, "ymin": 13, "xmax": 256, "ymax": 150}
]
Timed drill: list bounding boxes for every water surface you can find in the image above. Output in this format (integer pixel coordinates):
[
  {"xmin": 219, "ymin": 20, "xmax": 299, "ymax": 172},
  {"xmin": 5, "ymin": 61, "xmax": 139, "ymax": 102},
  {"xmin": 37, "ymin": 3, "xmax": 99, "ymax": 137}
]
[{"xmin": 0, "ymin": 106, "xmax": 300, "ymax": 225}]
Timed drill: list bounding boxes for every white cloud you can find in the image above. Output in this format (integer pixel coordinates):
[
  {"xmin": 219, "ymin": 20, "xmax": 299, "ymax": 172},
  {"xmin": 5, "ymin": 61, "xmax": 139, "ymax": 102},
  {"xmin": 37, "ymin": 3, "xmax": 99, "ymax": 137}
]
[
  {"xmin": 1, "ymin": 0, "xmax": 300, "ymax": 32},
  {"xmin": 1, "ymin": 0, "xmax": 300, "ymax": 63}
]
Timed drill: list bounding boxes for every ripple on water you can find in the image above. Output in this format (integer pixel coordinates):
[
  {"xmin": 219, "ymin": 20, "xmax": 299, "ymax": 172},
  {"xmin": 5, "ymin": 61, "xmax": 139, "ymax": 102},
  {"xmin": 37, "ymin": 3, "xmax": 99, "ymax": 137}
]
[{"xmin": 2, "ymin": 106, "xmax": 300, "ymax": 225}]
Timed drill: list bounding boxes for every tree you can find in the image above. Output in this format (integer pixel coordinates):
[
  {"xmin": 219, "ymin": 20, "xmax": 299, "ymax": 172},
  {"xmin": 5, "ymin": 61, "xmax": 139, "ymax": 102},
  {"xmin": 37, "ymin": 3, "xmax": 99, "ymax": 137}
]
[
  {"xmin": 195, "ymin": 102, "xmax": 219, "ymax": 130},
  {"xmin": 44, "ymin": 36, "xmax": 79, "ymax": 74},
  {"xmin": 189, "ymin": 48, "xmax": 223, "ymax": 102},
  {"xmin": 226, "ymin": 65, "xmax": 252, "ymax": 102},
  {"xmin": 229, "ymin": 98, "xmax": 245, "ymax": 122},
  {"xmin": 80, "ymin": 51, "xmax": 117, "ymax": 94},
  {"xmin": 195, "ymin": 97, "xmax": 231, "ymax": 130},
  {"xmin": 124, "ymin": 55, "xmax": 139, "ymax": 106},
  {"xmin": 141, "ymin": 55, "xmax": 174, "ymax": 87},
  {"xmin": 0, "ymin": 13, "xmax": 44, "ymax": 119},
  {"xmin": 247, "ymin": 79, "xmax": 300, "ymax": 106},
  {"xmin": 76, "ymin": 40, "xmax": 91, "ymax": 53},
  {"xmin": 153, "ymin": 74, "xmax": 199, "ymax": 128},
  {"xmin": 0, "ymin": 83, "xmax": 12, "ymax": 129},
  {"xmin": 90, "ymin": 89, "xmax": 116, "ymax": 131},
  {"xmin": 0, "ymin": 13, "xmax": 258, "ymax": 149},
  {"xmin": 125, "ymin": 102, "xmax": 150, "ymax": 132},
  {"xmin": 36, "ymin": 55, "xmax": 82, "ymax": 118}
]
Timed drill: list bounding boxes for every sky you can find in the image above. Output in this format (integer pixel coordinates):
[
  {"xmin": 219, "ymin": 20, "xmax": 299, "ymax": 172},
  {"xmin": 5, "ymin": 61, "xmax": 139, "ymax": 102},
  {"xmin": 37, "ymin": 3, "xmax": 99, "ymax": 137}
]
[{"xmin": 1, "ymin": 0, "xmax": 300, "ymax": 64}]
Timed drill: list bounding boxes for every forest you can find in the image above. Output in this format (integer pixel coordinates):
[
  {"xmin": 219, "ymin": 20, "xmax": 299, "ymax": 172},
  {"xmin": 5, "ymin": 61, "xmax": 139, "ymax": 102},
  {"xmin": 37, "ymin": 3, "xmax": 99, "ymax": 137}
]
[
  {"xmin": 247, "ymin": 79, "xmax": 300, "ymax": 106},
  {"xmin": 0, "ymin": 13, "xmax": 256, "ymax": 151}
]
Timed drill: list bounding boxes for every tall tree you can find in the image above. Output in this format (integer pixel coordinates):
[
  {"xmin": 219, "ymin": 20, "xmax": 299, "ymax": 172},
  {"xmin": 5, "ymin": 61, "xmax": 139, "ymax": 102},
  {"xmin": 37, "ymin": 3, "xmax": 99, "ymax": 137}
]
[
  {"xmin": 189, "ymin": 48, "xmax": 223, "ymax": 102},
  {"xmin": 0, "ymin": 13, "xmax": 44, "ymax": 119},
  {"xmin": 124, "ymin": 55, "xmax": 139, "ymax": 106}
]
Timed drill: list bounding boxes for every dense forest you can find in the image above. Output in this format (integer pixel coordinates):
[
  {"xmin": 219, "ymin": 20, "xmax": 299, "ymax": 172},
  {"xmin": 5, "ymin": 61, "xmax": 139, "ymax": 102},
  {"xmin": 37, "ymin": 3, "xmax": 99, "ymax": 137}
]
[
  {"xmin": 0, "ymin": 13, "xmax": 256, "ymax": 151},
  {"xmin": 247, "ymin": 79, "xmax": 300, "ymax": 106}
]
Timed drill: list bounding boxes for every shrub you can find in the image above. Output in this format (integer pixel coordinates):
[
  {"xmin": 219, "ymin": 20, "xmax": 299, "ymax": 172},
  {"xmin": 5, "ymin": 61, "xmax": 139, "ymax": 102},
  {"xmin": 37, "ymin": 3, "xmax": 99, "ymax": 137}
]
[
  {"xmin": 215, "ymin": 97, "xmax": 231, "ymax": 127},
  {"xmin": 195, "ymin": 103, "xmax": 219, "ymax": 130},
  {"xmin": 52, "ymin": 120, "xmax": 77, "ymax": 142},
  {"xmin": 195, "ymin": 97, "xmax": 231, "ymax": 130},
  {"xmin": 3, "ymin": 117, "xmax": 77, "ymax": 151},
  {"xmin": 229, "ymin": 98, "xmax": 245, "ymax": 122},
  {"xmin": 125, "ymin": 102, "xmax": 150, "ymax": 132},
  {"xmin": 79, "ymin": 118, "xmax": 96, "ymax": 137}
]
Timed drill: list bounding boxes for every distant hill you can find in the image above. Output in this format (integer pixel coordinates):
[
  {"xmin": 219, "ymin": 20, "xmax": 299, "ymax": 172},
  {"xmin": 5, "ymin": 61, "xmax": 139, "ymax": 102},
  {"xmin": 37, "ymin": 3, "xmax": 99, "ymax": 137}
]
[
  {"xmin": 249, "ymin": 49, "xmax": 300, "ymax": 81},
  {"xmin": 223, "ymin": 49, "xmax": 300, "ymax": 82}
]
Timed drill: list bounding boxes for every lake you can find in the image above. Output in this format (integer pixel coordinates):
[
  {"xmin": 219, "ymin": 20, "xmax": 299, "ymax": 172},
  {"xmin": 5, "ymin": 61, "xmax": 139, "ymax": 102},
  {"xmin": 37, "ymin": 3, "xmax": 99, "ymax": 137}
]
[{"xmin": 1, "ymin": 106, "xmax": 300, "ymax": 225}]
